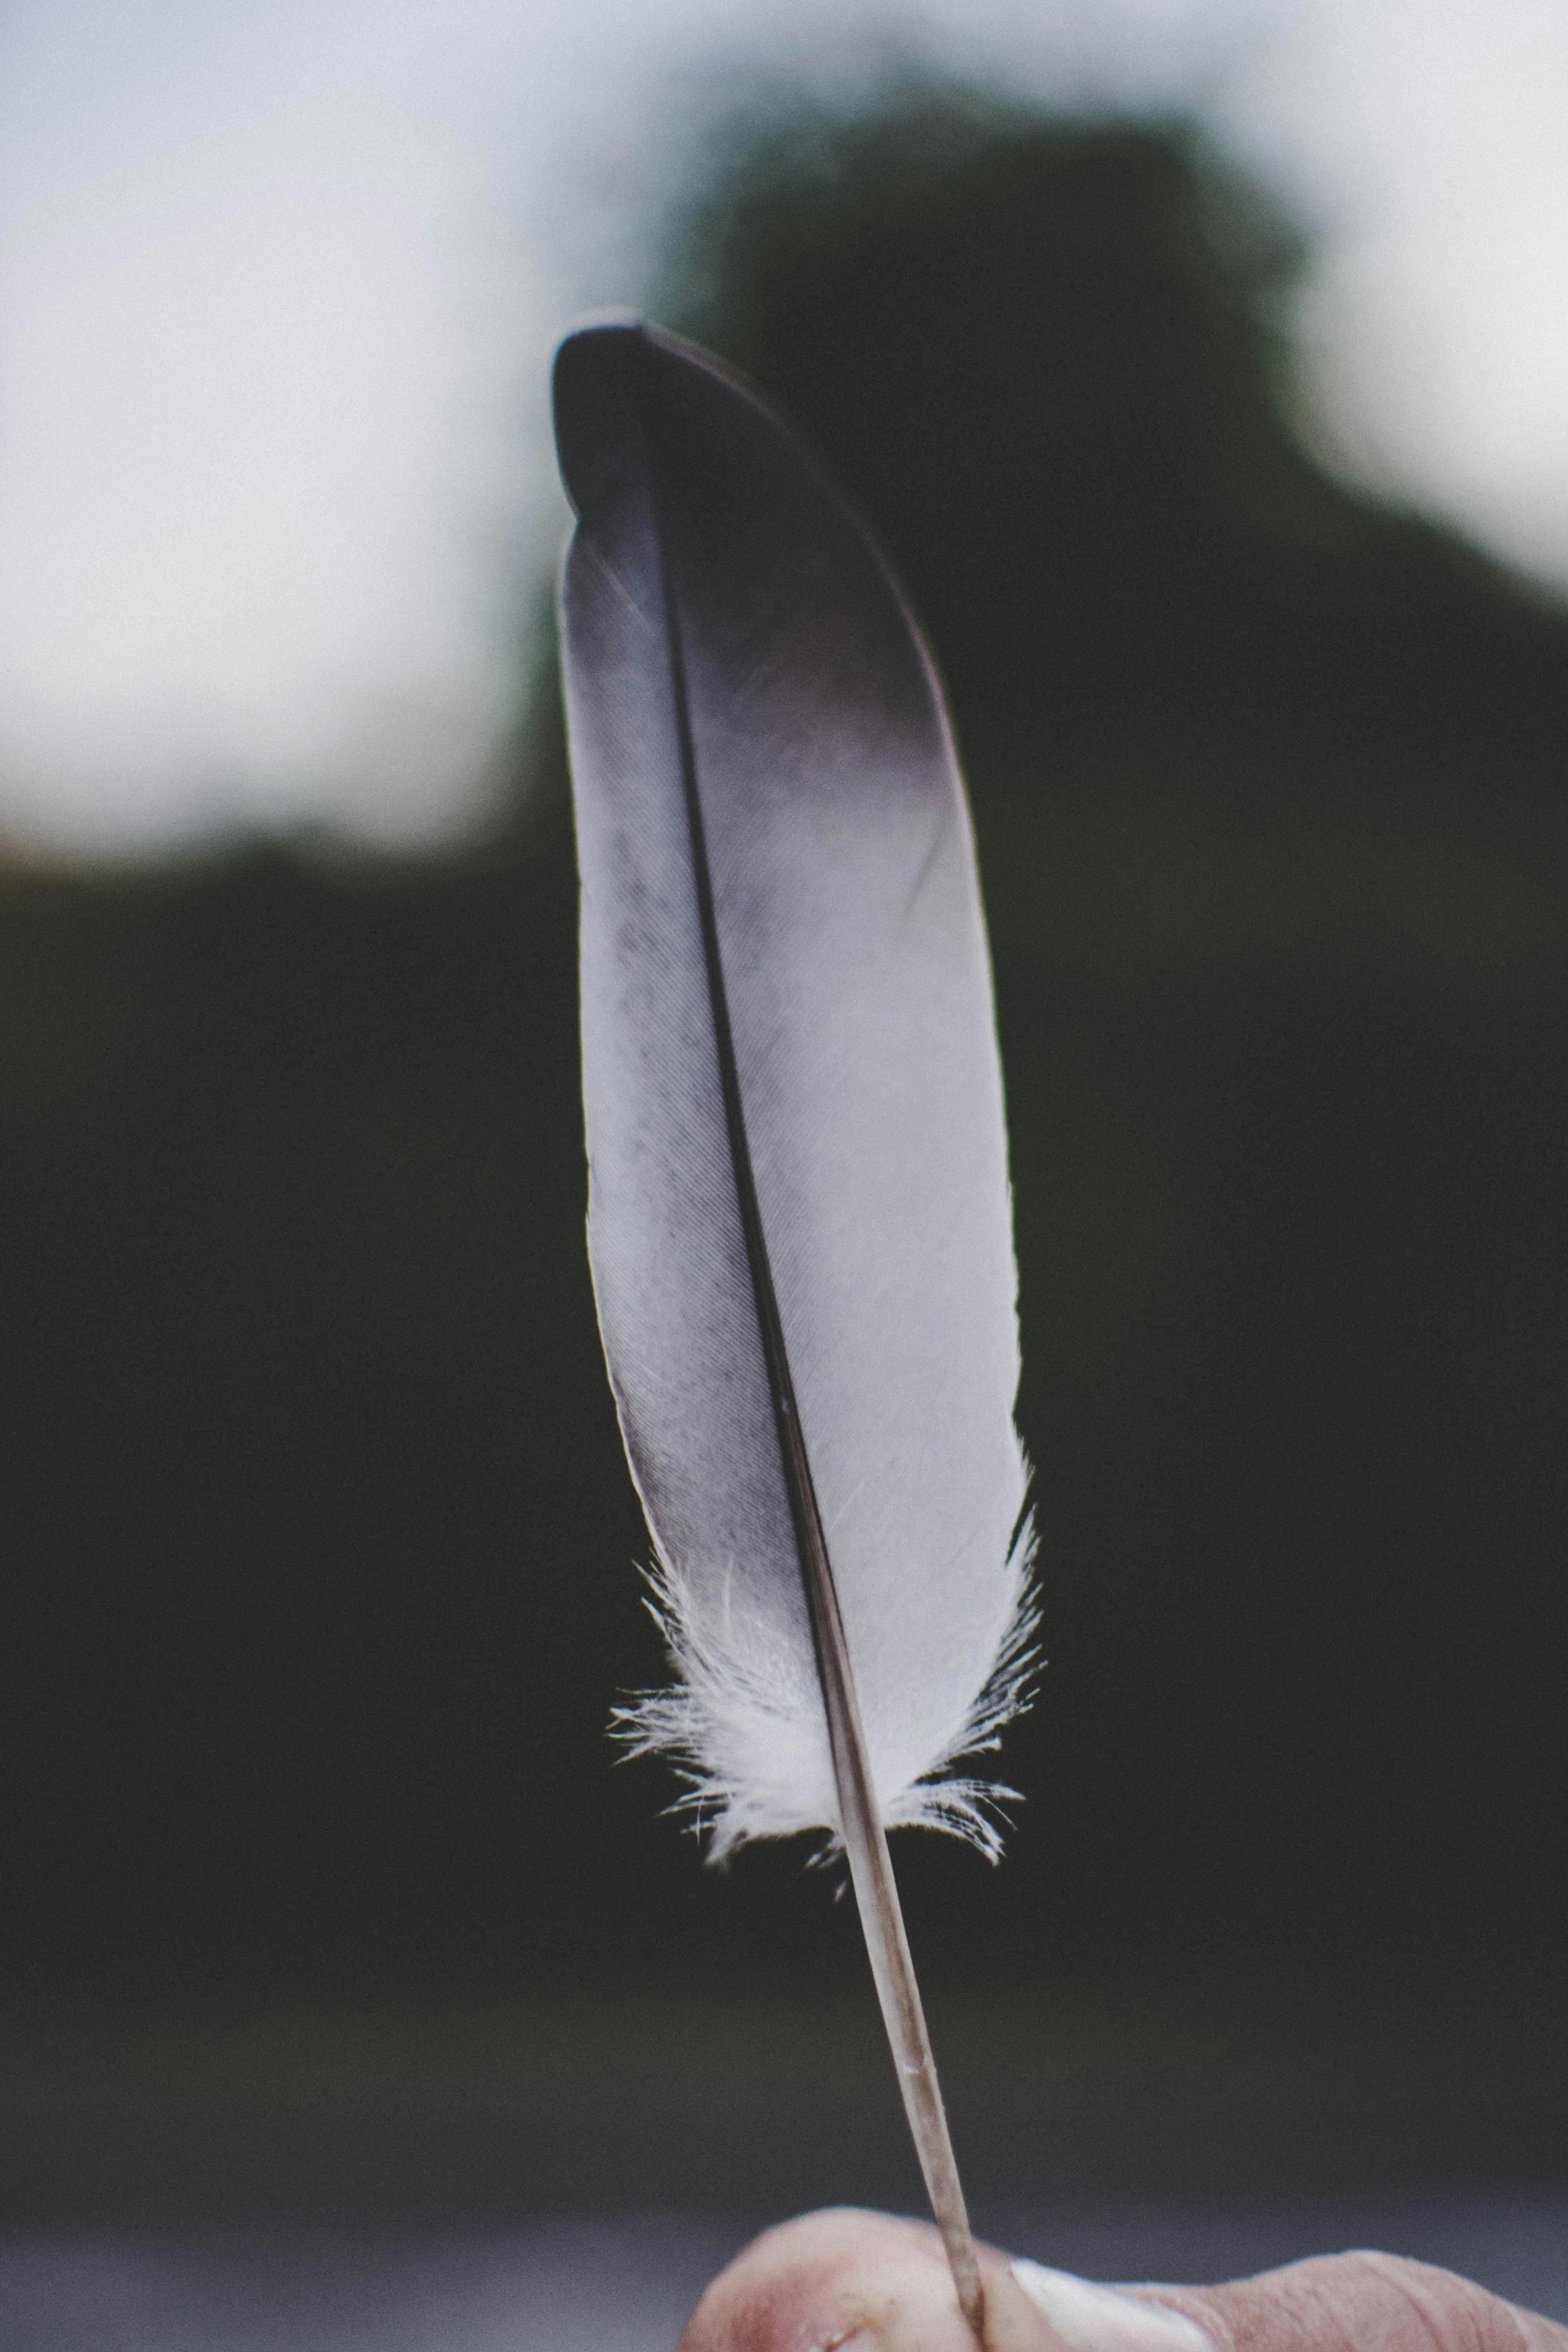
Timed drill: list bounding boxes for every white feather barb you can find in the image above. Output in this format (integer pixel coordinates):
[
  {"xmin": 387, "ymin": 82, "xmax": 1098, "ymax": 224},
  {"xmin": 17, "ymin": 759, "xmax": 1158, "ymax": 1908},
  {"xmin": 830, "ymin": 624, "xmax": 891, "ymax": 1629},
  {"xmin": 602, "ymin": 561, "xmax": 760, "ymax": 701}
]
[{"xmin": 613, "ymin": 1517, "xmax": 1039, "ymax": 1862}]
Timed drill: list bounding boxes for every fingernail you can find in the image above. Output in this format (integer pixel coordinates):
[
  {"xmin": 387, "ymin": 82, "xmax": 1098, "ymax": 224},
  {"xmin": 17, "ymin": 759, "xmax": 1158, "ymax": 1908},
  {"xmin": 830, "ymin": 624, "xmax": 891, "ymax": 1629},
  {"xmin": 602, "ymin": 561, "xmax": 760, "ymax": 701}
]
[{"xmin": 1011, "ymin": 2265, "xmax": 1212, "ymax": 2352}]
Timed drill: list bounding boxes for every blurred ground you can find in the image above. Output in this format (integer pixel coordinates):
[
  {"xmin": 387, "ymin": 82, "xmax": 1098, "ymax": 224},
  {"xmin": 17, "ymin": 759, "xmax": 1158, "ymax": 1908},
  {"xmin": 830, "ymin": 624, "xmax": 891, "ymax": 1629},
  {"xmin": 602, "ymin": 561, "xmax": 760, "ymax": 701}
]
[
  {"xmin": 4, "ymin": 1980, "xmax": 1568, "ymax": 2224},
  {"xmin": 1, "ymin": 1984, "xmax": 1565, "ymax": 2345}
]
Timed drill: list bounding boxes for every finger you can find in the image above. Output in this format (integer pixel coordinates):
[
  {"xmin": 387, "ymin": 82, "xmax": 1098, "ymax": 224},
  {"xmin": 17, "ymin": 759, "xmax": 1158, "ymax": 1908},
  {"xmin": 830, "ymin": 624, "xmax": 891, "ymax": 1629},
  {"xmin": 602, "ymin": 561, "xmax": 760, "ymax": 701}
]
[
  {"xmin": 1013, "ymin": 2249, "xmax": 1568, "ymax": 2352},
  {"xmin": 675, "ymin": 2209, "xmax": 1201, "ymax": 2351},
  {"xmin": 679, "ymin": 2208, "xmax": 990, "ymax": 2350}
]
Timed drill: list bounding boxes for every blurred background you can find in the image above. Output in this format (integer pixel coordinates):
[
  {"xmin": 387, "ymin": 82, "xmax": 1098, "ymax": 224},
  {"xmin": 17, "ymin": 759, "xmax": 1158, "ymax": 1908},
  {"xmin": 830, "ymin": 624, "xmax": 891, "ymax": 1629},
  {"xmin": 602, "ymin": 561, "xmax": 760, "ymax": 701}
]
[{"xmin": 2, "ymin": 1, "xmax": 1567, "ymax": 2344}]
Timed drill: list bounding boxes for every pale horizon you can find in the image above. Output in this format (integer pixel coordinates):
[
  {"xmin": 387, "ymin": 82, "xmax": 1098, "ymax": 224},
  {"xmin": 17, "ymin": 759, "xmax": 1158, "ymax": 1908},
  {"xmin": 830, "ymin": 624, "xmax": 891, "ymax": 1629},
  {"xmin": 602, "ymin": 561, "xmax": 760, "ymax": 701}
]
[{"xmin": 2, "ymin": 0, "xmax": 1566, "ymax": 859}]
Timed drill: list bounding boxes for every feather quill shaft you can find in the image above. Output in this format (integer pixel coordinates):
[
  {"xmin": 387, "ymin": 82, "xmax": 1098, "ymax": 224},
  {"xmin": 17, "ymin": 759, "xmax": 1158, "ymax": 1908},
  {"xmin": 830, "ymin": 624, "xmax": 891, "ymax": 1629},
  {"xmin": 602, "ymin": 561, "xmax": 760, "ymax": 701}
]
[
  {"xmin": 553, "ymin": 320, "xmax": 1033, "ymax": 2341},
  {"xmin": 667, "ymin": 534, "xmax": 982, "ymax": 2319}
]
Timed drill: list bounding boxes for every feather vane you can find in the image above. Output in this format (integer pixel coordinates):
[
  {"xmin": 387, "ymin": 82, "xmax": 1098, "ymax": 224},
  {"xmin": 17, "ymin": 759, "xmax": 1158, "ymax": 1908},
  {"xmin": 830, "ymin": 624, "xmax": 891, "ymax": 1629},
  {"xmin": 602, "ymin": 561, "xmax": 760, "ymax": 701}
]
[{"xmin": 554, "ymin": 320, "xmax": 1034, "ymax": 1858}]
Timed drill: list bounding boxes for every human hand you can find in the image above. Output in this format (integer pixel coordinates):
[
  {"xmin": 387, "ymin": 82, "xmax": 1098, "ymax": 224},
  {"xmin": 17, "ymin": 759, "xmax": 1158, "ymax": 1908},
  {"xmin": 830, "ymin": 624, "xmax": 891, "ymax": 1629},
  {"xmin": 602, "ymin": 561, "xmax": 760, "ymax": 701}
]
[{"xmin": 677, "ymin": 2206, "xmax": 1568, "ymax": 2352}]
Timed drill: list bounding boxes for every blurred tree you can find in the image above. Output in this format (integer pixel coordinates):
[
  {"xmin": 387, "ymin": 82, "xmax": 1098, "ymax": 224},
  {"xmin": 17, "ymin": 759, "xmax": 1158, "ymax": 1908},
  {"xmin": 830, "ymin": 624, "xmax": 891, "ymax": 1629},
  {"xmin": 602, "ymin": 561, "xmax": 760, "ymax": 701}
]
[{"xmin": 0, "ymin": 96, "xmax": 1564, "ymax": 2025}]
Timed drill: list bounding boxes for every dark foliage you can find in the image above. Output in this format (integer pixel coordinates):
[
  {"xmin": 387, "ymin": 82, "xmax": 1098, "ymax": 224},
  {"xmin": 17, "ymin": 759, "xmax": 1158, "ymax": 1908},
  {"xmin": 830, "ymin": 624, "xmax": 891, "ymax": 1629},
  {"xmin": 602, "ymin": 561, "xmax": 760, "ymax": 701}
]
[{"xmin": 2, "ymin": 101, "xmax": 1566, "ymax": 2025}]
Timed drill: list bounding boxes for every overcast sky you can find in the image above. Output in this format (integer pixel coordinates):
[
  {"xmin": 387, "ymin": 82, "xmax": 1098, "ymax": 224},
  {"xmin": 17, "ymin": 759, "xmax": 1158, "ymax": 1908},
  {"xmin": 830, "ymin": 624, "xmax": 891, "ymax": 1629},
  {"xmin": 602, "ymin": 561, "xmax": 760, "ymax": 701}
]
[{"xmin": 2, "ymin": 0, "xmax": 1566, "ymax": 858}]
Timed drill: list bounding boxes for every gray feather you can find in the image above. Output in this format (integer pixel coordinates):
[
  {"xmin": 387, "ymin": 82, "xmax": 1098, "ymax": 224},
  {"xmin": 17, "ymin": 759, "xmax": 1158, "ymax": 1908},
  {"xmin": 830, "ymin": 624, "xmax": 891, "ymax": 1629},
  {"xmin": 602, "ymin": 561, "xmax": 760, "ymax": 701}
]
[{"xmin": 554, "ymin": 320, "xmax": 1033, "ymax": 1856}]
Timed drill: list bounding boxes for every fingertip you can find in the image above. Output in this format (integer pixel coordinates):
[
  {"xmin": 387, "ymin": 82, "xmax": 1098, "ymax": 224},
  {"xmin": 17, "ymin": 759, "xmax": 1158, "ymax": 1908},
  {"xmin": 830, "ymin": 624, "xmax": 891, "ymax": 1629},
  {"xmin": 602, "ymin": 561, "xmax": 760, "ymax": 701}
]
[
  {"xmin": 677, "ymin": 2209, "xmax": 1052, "ymax": 2351},
  {"xmin": 675, "ymin": 2209, "xmax": 922, "ymax": 2350}
]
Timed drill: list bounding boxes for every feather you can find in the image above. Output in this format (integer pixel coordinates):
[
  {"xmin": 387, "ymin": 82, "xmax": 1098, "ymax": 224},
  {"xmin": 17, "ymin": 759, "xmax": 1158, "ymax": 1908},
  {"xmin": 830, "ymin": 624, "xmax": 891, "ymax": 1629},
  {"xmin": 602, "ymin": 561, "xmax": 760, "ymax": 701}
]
[{"xmin": 552, "ymin": 318, "xmax": 1035, "ymax": 2339}]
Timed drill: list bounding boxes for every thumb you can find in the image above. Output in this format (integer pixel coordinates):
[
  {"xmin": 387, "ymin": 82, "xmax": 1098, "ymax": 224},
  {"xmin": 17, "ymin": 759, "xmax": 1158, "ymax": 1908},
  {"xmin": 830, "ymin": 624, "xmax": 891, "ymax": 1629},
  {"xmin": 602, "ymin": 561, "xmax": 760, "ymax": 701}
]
[
  {"xmin": 676, "ymin": 2208, "xmax": 1568, "ymax": 2352},
  {"xmin": 1014, "ymin": 2247, "xmax": 1568, "ymax": 2352}
]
